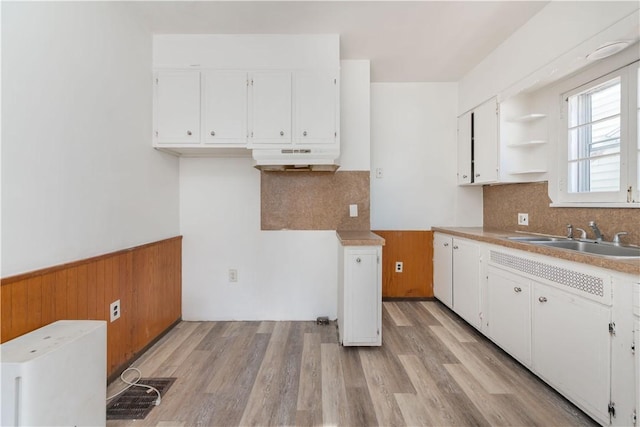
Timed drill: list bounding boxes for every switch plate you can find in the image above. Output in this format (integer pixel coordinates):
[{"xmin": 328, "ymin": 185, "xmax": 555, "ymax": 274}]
[
  {"xmin": 375, "ymin": 168, "xmax": 383, "ymax": 179},
  {"xmin": 518, "ymin": 213, "xmax": 529, "ymax": 226},
  {"xmin": 349, "ymin": 204, "xmax": 358, "ymax": 217},
  {"xmin": 229, "ymin": 269, "xmax": 238, "ymax": 283},
  {"xmin": 110, "ymin": 300, "xmax": 121, "ymax": 322},
  {"xmin": 395, "ymin": 261, "xmax": 403, "ymax": 273}
]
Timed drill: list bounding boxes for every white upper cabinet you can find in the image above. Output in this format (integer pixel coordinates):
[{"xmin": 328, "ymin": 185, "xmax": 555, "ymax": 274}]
[
  {"xmin": 457, "ymin": 94, "xmax": 549, "ymax": 186},
  {"xmin": 294, "ymin": 71, "xmax": 338, "ymax": 145},
  {"xmin": 473, "ymin": 98, "xmax": 499, "ymax": 184},
  {"xmin": 154, "ymin": 71, "xmax": 201, "ymax": 144},
  {"xmin": 151, "ymin": 35, "xmax": 340, "ymax": 156},
  {"xmin": 457, "ymin": 112, "xmax": 472, "ymax": 185},
  {"xmin": 249, "ymin": 72, "xmax": 292, "ymax": 145},
  {"xmin": 203, "ymin": 71, "xmax": 248, "ymax": 145}
]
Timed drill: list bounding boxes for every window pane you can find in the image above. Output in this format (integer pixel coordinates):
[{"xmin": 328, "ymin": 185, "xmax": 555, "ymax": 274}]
[
  {"xmin": 568, "ymin": 156, "xmax": 620, "ymax": 193},
  {"xmin": 567, "ymin": 76, "xmax": 621, "ymax": 193},
  {"xmin": 569, "ymin": 77, "xmax": 620, "ymax": 127}
]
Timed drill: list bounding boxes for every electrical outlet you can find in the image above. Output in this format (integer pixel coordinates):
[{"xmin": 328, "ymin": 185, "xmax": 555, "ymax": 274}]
[
  {"xmin": 229, "ymin": 269, "xmax": 238, "ymax": 283},
  {"xmin": 349, "ymin": 204, "xmax": 358, "ymax": 217},
  {"xmin": 110, "ymin": 300, "xmax": 121, "ymax": 322},
  {"xmin": 518, "ymin": 213, "xmax": 529, "ymax": 226},
  {"xmin": 395, "ymin": 261, "xmax": 403, "ymax": 273}
]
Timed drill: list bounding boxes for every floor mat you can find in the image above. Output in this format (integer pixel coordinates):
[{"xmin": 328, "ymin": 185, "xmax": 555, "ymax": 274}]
[{"xmin": 106, "ymin": 378, "xmax": 176, "ymax": 420}]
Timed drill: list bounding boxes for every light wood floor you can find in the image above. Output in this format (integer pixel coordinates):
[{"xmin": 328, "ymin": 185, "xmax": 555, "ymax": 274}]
[{"xmin": 106, "ymin": 301, "xmax": 597, "ymax": 427}]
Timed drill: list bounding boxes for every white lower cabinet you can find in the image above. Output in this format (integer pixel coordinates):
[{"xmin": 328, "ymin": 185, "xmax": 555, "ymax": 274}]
[
  {"xmin": 433, "ymin": 234, "xmax": 481, "ymax": 328},
  {"xmin": 338, "ymin": 245, "xmax": 382, "ymax": 346},
  {"xmin": 433, "ymin": 233, "xmax": 453, "ymax": 308},
  {"xmin": 434, "ymin": 232, "xmax": 638, "ymax": 426},
  {"xmin": 487, "ymin": 266, "xmax": 531, "ymax": 366},
  {"xmin": 452, "ymin": 238, "xmax": 481, "ymax": 329},
  {"xmin": 532, "ymin": 281, "xmax": 611, "ymax": 424}
]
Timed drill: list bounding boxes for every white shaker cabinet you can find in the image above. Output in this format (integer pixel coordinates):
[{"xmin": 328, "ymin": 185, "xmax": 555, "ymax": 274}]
[
  {"xmin": 338, "ymin": 244, "xmax": 382, "ymax": 346},
  {"xmin": 433, "ymin": 233, "xmax": 453, "ymax": 308},
  {"xmin": 249, "ymin": 71, "xmax": 292, "ymax": 145},
  {"xmin": 486, "ymin": 266, "xmax": 531, "ymax": 366},
  {"xmin": 532, "ymin": 281, "xmax": 611, "ymax": 424},
  {"xmin": 154, "ymin": 71, "xmax": 201, "ymax": 144},
  {"xmin": 294, "ymin": 71, "xmax": 339, "ymax": 145},
  {"xmin": 203, "ymin": 71, "xmax": 248, "ymax": 145}
]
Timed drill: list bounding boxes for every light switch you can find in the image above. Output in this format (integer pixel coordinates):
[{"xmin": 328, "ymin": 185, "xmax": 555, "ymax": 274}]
[{"xmin": 349, "ymin": 204, "xmax": 358, "ymax": 217}]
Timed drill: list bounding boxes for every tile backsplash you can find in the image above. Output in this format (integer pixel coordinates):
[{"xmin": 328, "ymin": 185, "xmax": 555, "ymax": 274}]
[
  {"xmin": 261, "ymin": 171, "xmax": 370, "ymax": 231},
  {"xmin": 483, "ymin": 181, "xmax": 640, "ymax": 246}
]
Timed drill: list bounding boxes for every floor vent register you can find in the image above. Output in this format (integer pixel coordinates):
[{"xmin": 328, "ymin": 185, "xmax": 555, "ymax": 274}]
[{"xmin": 106, "ymin": 378, "xmax": 176, "ymax": 420}]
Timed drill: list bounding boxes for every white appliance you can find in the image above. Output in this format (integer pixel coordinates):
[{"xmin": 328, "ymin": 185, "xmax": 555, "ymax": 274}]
[
  {"xmin": 1, "ymin": 320, "xmax": 107, "ymax": 427},
  {"xmin": 252, "ymin": 147, "xmax": 340, "ymax": 172}
]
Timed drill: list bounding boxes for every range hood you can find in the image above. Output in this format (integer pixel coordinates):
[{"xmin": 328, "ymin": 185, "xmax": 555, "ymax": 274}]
[{"xmin": 252, "ymin": 147, "xmax": 340, "ymax": 172}]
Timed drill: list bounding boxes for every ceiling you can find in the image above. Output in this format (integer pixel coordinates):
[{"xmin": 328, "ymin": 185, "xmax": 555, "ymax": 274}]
[{"xmin": 129, "ymin": 1, "xmax": 549, "ymax": 82}]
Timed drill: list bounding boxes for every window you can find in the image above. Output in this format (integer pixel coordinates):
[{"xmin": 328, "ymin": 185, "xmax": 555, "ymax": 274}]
[{"xmin": 557, "ymin": 61, "xmax": 639, "ymax": 205}]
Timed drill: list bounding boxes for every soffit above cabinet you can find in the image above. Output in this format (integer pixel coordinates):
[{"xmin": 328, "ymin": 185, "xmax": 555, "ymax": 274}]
[{"xmin": 153, "ymin": 34, "xmax": 340, "ymax": 70}]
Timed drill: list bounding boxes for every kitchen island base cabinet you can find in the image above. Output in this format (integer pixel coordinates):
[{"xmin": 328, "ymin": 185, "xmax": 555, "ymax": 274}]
[{"xmin": 337, "ymin": 245, "xmax": 382, "ymax": 346}]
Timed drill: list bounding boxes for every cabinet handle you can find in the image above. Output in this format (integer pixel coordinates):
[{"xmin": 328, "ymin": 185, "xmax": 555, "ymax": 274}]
[
  {"xmin": 462, "ymin": 175, "xmax": 468, "ymax": 179},
  {"xmin": 443, "ymin": 243, "xmax": 449, "ymax": 247},
  {"xmin": 356, "ymin": 257, "xmax": 361, "ymax": 263},
  {"xmin": 538, "ymin": 296, "xmax": 548, "ymax": 303},
  {"xmin": 475, "ymin": 173, "xmax": 480, "ymax": 177},
  {"xmin": 280, "ymin": 131, "xmax": 285, "ymax": 136},
  {"xmin": 514, "ymin": 287, "xmax": 522, "ymax": 293},
  {"xmin": 303, "ymin": 131, "xmax": 308, "ymax": 136},
  {"xmin": 187, "ymin": 130, "xmax": 192, "ymax": 136},
  {"xmin": 210, "ymin": 131, "xmax": 215, "ymax": 136},
  {"xmin": 452, "ymin": 245, "xmax": 459, "ymax": 250}
]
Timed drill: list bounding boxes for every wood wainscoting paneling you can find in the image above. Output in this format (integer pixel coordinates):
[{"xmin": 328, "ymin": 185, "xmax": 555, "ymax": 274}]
[
  {"xmin": 373, "ymin": 231, "xmax": 433, "ymax": 298},
  {"xmin": 1, "ymin": 236, "xmax": 182, "ymax": 378}
]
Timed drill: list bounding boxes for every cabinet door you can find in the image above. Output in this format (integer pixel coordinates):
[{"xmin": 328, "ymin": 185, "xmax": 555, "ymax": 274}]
[
  {"xmin": 345, "ymin": 248, "xmax": 381, "ymax": 345},
  {"xmin": 473, "ymin": 98, "xmax": 498, "ymax": 183},
  {"xmin": 203, "ymin": 71, "xmax": 247, "ymax": 145},
  {"xmin": 452, "ymin": 238, "xmax": 481, "ymax": 329},
  {"xmin": 154, "ymin": 71, "xmax": 200, "ymax": 144},
  {"xmin": 487, "ymin": 266, "xmax": 531, "ymax": 366},
  {"xmin": 294, "ymin": 71, "xmax": 338, "ymax": 145},
  {"xmin": 532, "ymin": 282, "xmax": 611, "ymax": 424},
  {"xmin": 433, "ymin": 233, "xmax": 453, "ymax": 308},
  {"xmin": 249, "ymin": 72, "xmax": 292, "ymax": 145},
  {"xmin": 457, "ymin": 112, "xmax": 472, "ymax": 185}
]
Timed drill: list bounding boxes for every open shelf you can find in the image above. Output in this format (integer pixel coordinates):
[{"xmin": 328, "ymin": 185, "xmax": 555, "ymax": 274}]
[
  {"xmin": 509, "ymin": 113, "xmax": 546, "ymax": 123},
  {"xmin": 507, "ymin": 140, "xmax": 547, "ymax": 148}
]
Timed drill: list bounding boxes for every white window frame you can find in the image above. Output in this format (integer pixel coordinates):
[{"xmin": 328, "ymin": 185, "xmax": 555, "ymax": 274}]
[{"xmin": 555, "ymin": 62, "xmax": 638, "ymax": 206}]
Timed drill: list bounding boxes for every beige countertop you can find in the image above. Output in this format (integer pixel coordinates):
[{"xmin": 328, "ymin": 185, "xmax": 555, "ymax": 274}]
[
  {"xmin": 336, "ymin": 230, "xmax": 385, "ymax": 247},
  {"xmin": 433, "ymin": 226, "xmax": 640, "ymax": 276}
]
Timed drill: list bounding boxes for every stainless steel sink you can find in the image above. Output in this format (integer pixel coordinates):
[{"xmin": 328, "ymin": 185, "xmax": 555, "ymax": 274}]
[
  {"xmin": 507, "ymin": 236, "xmax": 565, "ymax": 242},
  {"xmin": 534, "ymin": 240, "xmax": 640, "ymax": 258}
]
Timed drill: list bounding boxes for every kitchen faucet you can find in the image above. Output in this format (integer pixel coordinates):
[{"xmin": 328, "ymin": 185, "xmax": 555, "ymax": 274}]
[
  {"xmin": 589, "ymin": 221, "xmax": 603, "ymax": 242},
  {"xmin": 566, "ymin": 224, "xmax": 587, "ymax": 239}
]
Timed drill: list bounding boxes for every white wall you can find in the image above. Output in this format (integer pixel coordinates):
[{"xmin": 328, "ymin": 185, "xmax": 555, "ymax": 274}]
[
  {"xmin": 370, "ymin": 83, "xmax": 483, "ymax": 230},
  {"xmin": 459, "ymin": 1, "xmax": 639, "ymax": 113},
  {"xmin": 180, "ymin": 157, "xmax": 338, "ymax": 320},
  {"xmin": 1, "ymin": 2, "xmax": 180, "ymax": 276},
  {"xmin": 339, "ymin": 60, "xmax": 370, "ymax": 171}
]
